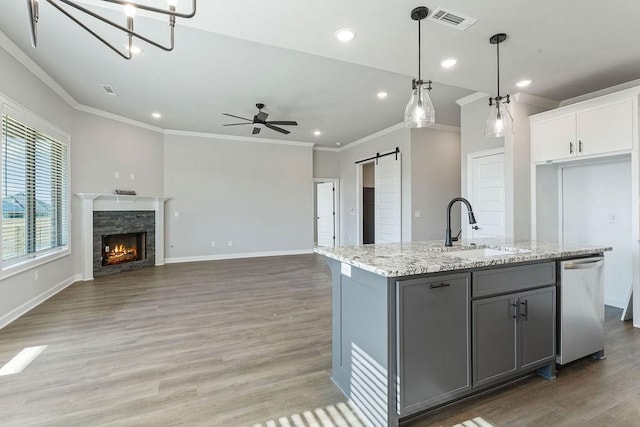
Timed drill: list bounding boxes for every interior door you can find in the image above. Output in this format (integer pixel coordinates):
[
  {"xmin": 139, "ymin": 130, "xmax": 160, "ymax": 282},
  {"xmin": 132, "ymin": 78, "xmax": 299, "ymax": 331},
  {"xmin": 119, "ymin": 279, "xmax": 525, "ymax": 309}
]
[
  {"xmin": 374, "ymin": 154, "xmax": 401, "ymax": 243},
  {"xmin": 316, "ymin": 182, "xmax": 335, "ymax": 247},
  {"xmin": 469, "ymin": 152, "xmax": 505, "ymax": 239}
]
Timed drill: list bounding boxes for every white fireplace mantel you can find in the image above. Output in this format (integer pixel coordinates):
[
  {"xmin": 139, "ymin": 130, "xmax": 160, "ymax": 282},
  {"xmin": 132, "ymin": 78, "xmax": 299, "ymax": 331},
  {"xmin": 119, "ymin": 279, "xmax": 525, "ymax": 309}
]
[{"xmin": 76, "ymin": 193, "xmax": 169, "ymax": 281}]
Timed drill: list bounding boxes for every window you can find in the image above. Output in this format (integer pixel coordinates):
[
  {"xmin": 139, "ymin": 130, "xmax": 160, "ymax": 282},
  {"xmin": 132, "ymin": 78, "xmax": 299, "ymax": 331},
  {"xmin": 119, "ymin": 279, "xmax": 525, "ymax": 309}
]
[{"xmin": 1, "ymin": 104, "xmax": 69, "ymax": 268}]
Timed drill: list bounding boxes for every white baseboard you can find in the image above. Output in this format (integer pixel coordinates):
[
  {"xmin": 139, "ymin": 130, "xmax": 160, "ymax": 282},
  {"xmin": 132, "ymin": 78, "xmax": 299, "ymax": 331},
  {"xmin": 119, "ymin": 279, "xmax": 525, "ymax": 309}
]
[
  {"xmin": 605, "ymin": 297, "xmax": 626, "ymax": 309},
  {"xmin": 165, "ymin": 249, "xmax": 314, "ymax": 264},
  {"xmin": 0, "ymin": 274, "xmax": 80, "ymax": 330}
]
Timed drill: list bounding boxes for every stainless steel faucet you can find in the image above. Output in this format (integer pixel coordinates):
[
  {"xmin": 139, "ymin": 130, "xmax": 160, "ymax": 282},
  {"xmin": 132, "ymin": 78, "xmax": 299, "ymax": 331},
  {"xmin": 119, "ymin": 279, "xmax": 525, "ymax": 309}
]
[{"xmin": 445, "ymin": 197, "xmax": 477, "ymax": 246}]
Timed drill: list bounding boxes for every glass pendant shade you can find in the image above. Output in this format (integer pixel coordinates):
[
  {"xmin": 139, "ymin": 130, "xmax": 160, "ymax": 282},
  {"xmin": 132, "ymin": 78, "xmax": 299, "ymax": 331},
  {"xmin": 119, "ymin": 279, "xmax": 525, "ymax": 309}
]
[
  {"xmin": 404, "ymin": 82, "xmax": 435, "ymax": 128},
  {"xmin": 485, "ymin": 100, "xmax": 513, "ymax": 138}
]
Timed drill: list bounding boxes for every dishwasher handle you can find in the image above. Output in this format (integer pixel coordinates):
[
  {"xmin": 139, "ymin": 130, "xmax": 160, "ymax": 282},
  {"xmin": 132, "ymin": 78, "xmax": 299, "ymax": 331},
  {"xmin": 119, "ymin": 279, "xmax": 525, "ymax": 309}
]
[{"xmin": 564, "ymin": 259, "xmax": 604, "ymax": 270}]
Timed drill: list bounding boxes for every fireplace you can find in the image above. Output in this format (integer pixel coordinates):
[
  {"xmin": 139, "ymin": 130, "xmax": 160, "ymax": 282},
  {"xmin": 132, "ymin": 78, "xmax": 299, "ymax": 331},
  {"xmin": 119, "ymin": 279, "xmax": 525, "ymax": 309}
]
[
  {"xmin": 102, "ymin": 232, "xmax": 147, "ymax": 266},
  {"xmin": 93, "ymin": 210, "xmax": 156, "ymax": 277}
]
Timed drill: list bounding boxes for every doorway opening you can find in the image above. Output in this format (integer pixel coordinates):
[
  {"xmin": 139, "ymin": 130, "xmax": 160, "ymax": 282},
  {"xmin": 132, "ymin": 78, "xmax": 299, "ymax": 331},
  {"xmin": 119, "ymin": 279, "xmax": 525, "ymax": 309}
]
[{"xmin": 362, "ymin": 162, "xmax": 375, "ymax": 244}]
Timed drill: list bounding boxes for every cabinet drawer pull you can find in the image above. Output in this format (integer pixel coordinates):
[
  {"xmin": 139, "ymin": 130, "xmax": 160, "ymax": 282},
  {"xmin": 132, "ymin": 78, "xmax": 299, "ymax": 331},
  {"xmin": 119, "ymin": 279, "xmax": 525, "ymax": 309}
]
[
  {"xmin": 430, "ymin": 283, "xmax": 450, "ymax": 289},
  {"xmin": 569, "ymin": 142, "xmax": 573, "ymax": 154},
  {"xmin": 520, "ymin": 299, "xmax": 529, "ymax": 321},
  {"xmin": 512, "ymin": 301, "xmax": 519, "ymax": 319},
  {"xmin": 579, "ymin": 140, "xmax": 583, "ymax": 153}
]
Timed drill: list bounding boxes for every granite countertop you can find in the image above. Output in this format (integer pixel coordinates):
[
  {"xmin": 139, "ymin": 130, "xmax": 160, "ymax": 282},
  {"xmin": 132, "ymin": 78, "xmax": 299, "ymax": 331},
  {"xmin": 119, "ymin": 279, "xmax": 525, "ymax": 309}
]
[{"xmin": 313, "ymin": 238, "xmax": 612, "ymax": 277}]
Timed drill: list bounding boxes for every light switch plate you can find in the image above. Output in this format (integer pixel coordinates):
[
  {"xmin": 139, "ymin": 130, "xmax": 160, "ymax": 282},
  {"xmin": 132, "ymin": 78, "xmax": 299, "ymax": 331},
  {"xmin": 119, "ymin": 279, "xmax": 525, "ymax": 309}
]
[{"xmin": 341, "ymin": 262, "xmax": 352, "ymax": 277}]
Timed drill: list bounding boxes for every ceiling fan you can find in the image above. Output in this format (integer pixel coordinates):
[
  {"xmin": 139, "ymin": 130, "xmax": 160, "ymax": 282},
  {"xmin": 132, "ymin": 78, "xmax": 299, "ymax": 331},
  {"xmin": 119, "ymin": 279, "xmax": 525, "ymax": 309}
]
[{"xmin": 222, "ymin": 103, "xmax": 298, "ymax": 135}]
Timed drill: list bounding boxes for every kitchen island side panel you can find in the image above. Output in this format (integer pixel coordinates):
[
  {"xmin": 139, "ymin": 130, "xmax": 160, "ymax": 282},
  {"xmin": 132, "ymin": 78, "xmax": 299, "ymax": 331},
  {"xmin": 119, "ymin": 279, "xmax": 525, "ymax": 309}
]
[{"xmin": 327, "ymin": 259, "xmax": 390, "ymax": 427}]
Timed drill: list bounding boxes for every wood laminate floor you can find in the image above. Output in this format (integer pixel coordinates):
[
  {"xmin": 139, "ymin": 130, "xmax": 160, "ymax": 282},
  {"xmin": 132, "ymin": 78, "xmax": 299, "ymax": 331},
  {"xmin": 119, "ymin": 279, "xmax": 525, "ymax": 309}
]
[{"xmin": 0, "ymin": 254, "xmax": 639, "ymax": 427}]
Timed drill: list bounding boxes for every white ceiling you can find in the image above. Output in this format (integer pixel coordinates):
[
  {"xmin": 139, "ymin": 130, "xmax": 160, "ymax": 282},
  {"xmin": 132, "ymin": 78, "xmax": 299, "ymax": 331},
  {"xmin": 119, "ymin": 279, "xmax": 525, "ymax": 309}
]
[{"xmin": 1, "ymin": 0, "xmax": 640, "ymax": 147}]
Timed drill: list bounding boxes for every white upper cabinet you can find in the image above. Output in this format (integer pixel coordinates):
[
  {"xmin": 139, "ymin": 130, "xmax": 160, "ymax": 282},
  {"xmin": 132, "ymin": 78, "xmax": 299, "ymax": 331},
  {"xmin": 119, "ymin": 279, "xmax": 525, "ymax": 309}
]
[
  {"xmin": 531, "ymin": 113, "xmax": 576, "ymax": 163},
  {"xmin": 577, "ymin": 99, "xmax": 633, "ymax": 157},
  {"xmin": 530, "ymin": 90, "xmax": 636, "ymax": 164}
]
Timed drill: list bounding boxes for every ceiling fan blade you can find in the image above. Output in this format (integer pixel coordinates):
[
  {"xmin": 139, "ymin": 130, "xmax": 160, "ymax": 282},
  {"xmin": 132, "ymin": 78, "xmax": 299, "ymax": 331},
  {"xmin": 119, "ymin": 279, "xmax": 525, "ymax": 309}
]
[
  {"xmin": 252, "ymin": 127, "xmax": 261, "ymax": 135},
  {"xmin": 256, "ymin": 111, "xmax": 269, "ymax": 122},
  {"xmin": 222, "ymin": 113, "xmax": 252, "ymax": 121},
  {"xmin": 265, "ymin": 123, "xmax": 290, "ymax": 135},
  {"xmin": 222, "ymin": 123, "xmax": 252, "ymax": 126},
  {"xmin": 266, "ymin": 121, "xmax": 298, "ymax": 126}
]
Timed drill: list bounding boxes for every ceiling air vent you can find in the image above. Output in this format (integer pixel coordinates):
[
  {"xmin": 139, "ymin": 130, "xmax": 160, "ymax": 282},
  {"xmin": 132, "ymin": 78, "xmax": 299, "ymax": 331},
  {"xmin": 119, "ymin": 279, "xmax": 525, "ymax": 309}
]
[
  {"xmin": 428, "ymin": 7, "xmax": 478, "ymax": 31},
  {"xmin": 100, "ymin": 84, "xmax": 117, "ymax": 96}
]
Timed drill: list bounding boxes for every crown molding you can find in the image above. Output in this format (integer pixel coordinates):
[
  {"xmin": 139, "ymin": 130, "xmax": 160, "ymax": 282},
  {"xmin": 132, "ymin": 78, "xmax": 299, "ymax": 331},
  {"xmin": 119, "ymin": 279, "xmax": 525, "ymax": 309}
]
[
  {"xmin": 512, "ymin": 92, "xmax": 559, "ymax": 109},
  {"xmin": 164, "ymin": 129, "xmax": 315, "ymax": 147},
  {"xmin": 338, "ymin": 123, "xmax": 406, "ymax": 152},
  {"xmin": 0, "ymin": 29, "xmax": 78, "ymax": 108},
  {"xmin": 456, "ymin": 92, "xmax": 489, "ymax": 106},
  {"xmin": 559, "ymin": 79, "xmax": 640, "ymax": 107},
  {"xmin": 75, "ymin": 104, "xmax": 164, "ymax": 133},
  {"xmin": 313, "ymin": 146, "xmax": 340, "ymax": 152},
  {"xmin": 428, "ymin": 123, "xmax": 461, "ymax": 134}
]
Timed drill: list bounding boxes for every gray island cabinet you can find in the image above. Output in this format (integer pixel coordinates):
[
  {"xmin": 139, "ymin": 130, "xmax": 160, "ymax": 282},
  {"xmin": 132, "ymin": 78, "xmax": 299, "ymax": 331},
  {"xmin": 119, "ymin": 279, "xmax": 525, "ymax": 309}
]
[{"xmin": 314, "ymin": 240, "xmax": 610, "ymax": 427}]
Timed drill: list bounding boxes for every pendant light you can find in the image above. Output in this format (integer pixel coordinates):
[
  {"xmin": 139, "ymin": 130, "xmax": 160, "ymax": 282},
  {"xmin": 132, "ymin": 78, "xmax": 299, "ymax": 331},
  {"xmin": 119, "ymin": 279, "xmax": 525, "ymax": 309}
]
[
  {"xmin": 485, "ymin": 33, "xmax": 514, "ymax": 138},
  {"xmin": 404, "ymin": 6, "xmax": 435, "ymax": 128}
]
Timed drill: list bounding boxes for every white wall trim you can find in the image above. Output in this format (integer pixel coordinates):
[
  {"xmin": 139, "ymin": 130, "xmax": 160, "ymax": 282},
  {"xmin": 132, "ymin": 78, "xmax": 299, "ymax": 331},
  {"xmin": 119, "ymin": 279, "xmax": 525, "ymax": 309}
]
[
  {"xmin": 164, "ymin": 129, "xmax": 315, "ymax": 147},
  {"xmin": 75, "ymin": 104, "xmax": 164, "ymax": 133},
  {"xmin": 165, "ymin": 249, "xmax": 314, "ymax": 264},
  {"xmin": 313, "ymin": 146, "xmax": 340, "ymax": 152},
  {"xmin": 456, "ymin": 92, "xmax": 489, "ymax": 106},
  {"xmin": 314, "ymin": 178, "xmax": 341, "ymax": 246},
  {"xmin": 430, "ymin": 123, "xmax": 462, "ymax": 134},
  {"xmin": 560, "ymin": 80, "xmax": 640, "ymax": 107},
  {"xmin": 339, "ymin": 123, "xmax": 405, "ymax": 152},
  {"xmin": 0, "ymin": 29, "xmax": 78, "ymax": 107},
  {"xmin": 0, "ymin": 274, "xmax": 80, "ymax": 330},
  {"xmin": 513, "ymin": 92, "xmax": 559, "ymax": 110}
]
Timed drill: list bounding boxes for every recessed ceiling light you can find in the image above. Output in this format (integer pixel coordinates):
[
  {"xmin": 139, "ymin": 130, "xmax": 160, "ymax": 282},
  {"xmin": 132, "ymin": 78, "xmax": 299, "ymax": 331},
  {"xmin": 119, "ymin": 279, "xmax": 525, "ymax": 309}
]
[
  {"xmin": 440, "ymin": 58, "xmax": 457, "ymax": 68},
  {"xmin": 152, "ymin": 112, "xmax": 162, "ymax": 119},
  {"xmin": 377, "ymin": 91, "xmax": 388, "ymax": 99},
  {"xmin": 335, "ymin": 28, "xmax": 356, "ymax": 42},
  {"xmin": 336, "ymin": 142, "xmax": 341, "ymax": 146},
  {"xmin": 516, "ymin": 79, "xmax": 532, "ymax": 88},
  {"xmin": 314, "ymin": 130, "xmax": 322, "ymax": 137}
]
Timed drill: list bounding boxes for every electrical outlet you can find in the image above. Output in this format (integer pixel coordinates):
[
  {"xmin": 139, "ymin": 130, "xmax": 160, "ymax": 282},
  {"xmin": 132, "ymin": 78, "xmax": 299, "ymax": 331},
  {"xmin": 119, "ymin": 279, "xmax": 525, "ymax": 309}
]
[
  {"xmin": 415, "ymin": 210, "xmax": 421, "ymax": 218},
  {"xmin": 174, "ymin": 211, "xmax": 179, "ymax": 217},
  {"xmin": 228, "ymin": 240, "xmax": 233, "ymax": 247},
  {"xmin": 129, "ymin": 173, "xmax": 135, "ymax": 180},
  {"xmin": 608, "ymin": 213, "xmax": 619, "ymax": 223},
  {"xmin": 211, "ymin": 241, "xmax": 216, "ymax": 247},
  {"xmin": 34, "ymin": 270, "xmax": 39, "ymax": 281},
  {"xmin": 114, "ymin": 171, "xmax": 120, "ymax": 179}
]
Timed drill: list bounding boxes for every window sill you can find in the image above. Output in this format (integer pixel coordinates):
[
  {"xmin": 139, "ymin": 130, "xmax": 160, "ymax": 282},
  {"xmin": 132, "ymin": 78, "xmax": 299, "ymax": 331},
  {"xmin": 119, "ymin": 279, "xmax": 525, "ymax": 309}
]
[{"xmin": 1, "ymin": 247, "xmax": 70, "ymax": 280}]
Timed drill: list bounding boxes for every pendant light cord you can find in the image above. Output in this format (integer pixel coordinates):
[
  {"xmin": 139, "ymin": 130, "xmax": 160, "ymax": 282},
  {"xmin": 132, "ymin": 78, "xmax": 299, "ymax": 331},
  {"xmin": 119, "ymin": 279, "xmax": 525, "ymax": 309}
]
[
  {"xmin": 496, "ymin": 40, "xmax": 500, "ymax": 98},
  {"xmin": 417, "ymin": 19, "xmax": 421, "ymax": 81}
]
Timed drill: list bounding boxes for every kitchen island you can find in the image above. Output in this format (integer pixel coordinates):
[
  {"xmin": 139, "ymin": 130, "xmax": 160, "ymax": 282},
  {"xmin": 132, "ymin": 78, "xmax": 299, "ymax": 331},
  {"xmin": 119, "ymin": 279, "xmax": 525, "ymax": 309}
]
[{"xmin": 314, "ymin": 239, "xmax": 611, "ymax": 427}]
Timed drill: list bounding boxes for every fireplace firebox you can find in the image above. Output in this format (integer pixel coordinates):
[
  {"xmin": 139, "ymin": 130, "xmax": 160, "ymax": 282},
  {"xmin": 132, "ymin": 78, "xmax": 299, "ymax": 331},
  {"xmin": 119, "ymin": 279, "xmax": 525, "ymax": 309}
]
[{"xmin": 102, "ymin": 232, "xmax": 147, "ymax": 266}]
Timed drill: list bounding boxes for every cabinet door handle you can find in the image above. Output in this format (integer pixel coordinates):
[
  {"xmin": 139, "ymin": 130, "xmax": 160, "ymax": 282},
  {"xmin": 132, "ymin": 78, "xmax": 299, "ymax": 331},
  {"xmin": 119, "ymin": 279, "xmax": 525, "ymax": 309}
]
[
  {"xmin": 520, "ymin": 299, "xmax": 529, "ymax": 321},
  {"xmin": 579, "ymin": 140, "xmax": 583, "ymax": 153},
  {"xmin": 512, "ymin": 300, "xmax": 519, "ymax": 319},
  {"xmin": 569, "ymin": 142, "xmax": 573, "ymax": 154},
  {"xmin": 430, "ymin": 283, "xmax": 450, "ymax": 289}
]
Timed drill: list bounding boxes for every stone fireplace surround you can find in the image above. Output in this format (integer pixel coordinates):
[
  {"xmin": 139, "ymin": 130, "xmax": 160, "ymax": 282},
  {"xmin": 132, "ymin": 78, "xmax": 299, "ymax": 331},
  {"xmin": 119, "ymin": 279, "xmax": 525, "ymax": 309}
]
[{"xmin": 76, "ymin": 194, "xmax": 168, "ymax": 281}]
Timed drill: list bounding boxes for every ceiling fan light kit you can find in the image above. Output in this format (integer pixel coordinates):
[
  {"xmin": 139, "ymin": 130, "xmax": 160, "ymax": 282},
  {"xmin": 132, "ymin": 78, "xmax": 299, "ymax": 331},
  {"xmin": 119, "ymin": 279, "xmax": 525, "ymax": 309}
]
[
  {"xmin": 26, "ymin": 0, "xmax": 196, "ymax": 60},
  {"xmin": 222, "ymin": 103, "xmax": 298, "ymax": 135},
  {"xmin": 485, "ymin": 32, "xmax": 514, "ymax": 138},
  {"xmin": 404, "ymin": 6, "xmax": 435, "ymax": 129}
]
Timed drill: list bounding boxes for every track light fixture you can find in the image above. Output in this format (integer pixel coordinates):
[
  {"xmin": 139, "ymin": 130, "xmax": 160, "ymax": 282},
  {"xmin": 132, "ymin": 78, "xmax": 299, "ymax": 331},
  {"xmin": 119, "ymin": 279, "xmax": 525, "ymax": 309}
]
[
  {"xmin": 404, "ymin": 6, "xmax": 435, "ymax": 128},
  {"xmin": 26, "ymin": 0, "xmax": 196, "ymax": 60},
  {"xmin": 486, "ymin": 33, "xmax": 514, "ymax": 137}
]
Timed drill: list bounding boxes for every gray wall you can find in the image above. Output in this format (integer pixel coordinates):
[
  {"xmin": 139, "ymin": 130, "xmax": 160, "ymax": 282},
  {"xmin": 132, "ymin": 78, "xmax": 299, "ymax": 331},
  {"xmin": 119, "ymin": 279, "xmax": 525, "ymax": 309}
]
[
  {"xmin": 72, "ymin": 110, "xmax": 164, "ymax": 195},
  {"xmin": 313, "ymin": 149, "xmax": 339, "ymax": 178},
  {"xmin": 164, "ymin": 134, "xmax": 313, "ymax": 260},
  {"xmin": 410, "ymin": 128, "xmax": 462, "ymax": 241},
  {"xmin": 0, "ymin": 46, "xmax": 76, "ymax": 325},
  {"xmin": 339, "ymin": 127, "xmax": 412, "ymax": 244}
]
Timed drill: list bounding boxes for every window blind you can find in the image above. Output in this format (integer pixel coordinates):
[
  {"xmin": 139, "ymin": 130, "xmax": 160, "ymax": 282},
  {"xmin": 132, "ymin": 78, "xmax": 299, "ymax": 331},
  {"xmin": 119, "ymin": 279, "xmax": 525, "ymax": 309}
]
[{"xmin": 1, "ymin": 113, "xmax": 69, "ymax": 263}]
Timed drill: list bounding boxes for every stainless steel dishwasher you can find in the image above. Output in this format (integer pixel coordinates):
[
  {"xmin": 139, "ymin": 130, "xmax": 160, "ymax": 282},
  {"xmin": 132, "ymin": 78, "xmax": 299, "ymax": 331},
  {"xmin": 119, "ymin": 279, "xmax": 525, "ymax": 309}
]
[{"xmin": 557, "ymin": 256, "xmax": 605, "ymax": 365}]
